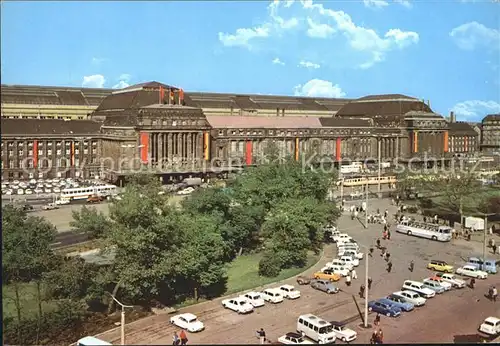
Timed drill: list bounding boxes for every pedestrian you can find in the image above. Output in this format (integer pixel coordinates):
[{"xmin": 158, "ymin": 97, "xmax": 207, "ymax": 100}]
[
  {"xmin": 387, "ymin": 261, "xmax": 393, "ymax": 273},
  {"xmin": 256, "ymin": 328, "xmax": 266, "ymax": 344},
  {"xmin": 369, "ymin": 247, "xmax": 374, "ymax": 257},
  {"xmin": 371, "ymin": 330, "xmax": 378, "ymax": 344},
  {"xmin": 346, "ymin": 274, "xmax": 351, "ymax": 286},
  {"xmin": 385, "ymin": 252, "xmax": 390, "ymax": 262},
  {"xmin": 374, "ymin": 313, "xmax": 380, "ymax": 326},
  {"xmin": 470, "ymin": 278, "xmax": 476, "ymax": 289},
  {"xmin": 354, "ymin": 210, "xmax": 359, "ymax": 219},
  {"xmin": 409, "ymin": 260, "xmax": 414, "ymax": 272},
  {"xmin": 387, "ymin": 230, "xmax": 391, "ymax": 240},
  {"xmin": 384, "ymin": 224, "xmax": 388, "ymax": 232},
  {"xmin": 381, "ymin": 248, "xmax": 386, "ymax": 258},
  {"xmin": 351, "ymin": 269, "xmax": 357, "ymax": 280},
  {"xmin": 179, "ymin": 330, "xmax": 188, "ymax": 345},
  {"xmin": 384, "ymin": 209, "xmax": 388, "ymax": 218},
  {"xmin": 368, "ymin": 277, "xmax": 373, "ymax": 290},
  {"xmin": 360, "ymin": 284, "xmax": 365, "ymax": 298},
  {"xmin": 489, "ymin": 286, "xmax": 494, "ymax": 300},
  {"xmin": 493, "ymin": 244, "xmax": 497, "ymax": 255},
  {"xmin": 376, "ymin": 238, "xmax": 381, "ymax": 248},
  {"xmin": 173, "ymin": 332, "xmax": 180, "ymax": 346},
  {"xmin": 378, "ymin": 329, "xmax": 384, "ymax": 344},
  {"xmin": 423, "ymin": 216, "xmax": 427, "ymax": 223},
  {"xmin": 493, "ymin": 286, "xmax": 498, "ymax": 302}
]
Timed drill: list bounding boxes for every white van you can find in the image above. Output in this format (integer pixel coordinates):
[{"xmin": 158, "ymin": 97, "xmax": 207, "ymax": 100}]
[
  {"xmin": 297, "ymin": 314, "xmax": 337, "ymax": 344},
  {"xmin": 77, "ymin": 336, "xmax": 112, "ymax": 346},
  {"xmin": 261, "ymin": 288, "xmax": 284, "ymax": 304}
]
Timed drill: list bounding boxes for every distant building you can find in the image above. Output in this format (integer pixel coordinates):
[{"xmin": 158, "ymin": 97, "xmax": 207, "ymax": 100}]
[{"xmin": 480, "ymin": 114, "xmax": 500, "ymax": 154}]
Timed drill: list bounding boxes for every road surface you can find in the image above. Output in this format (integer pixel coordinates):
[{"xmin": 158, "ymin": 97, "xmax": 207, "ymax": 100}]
[
  {"xmin": 95, "ymin": 199, "xmax": 500, "ymax": 344},
  {"xmin": 51, "ymin": 231, "xmax": 90, "ymax": 248}
]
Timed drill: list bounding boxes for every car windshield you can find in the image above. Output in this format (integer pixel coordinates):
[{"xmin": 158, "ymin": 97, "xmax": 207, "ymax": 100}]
[
  {"xmin": 319, "ymin": 325, "xmax": 333, "ymax": 334},
  {"xmin": 250, "ymin": 294, "xmax": 260, "ymax": 299},
  {"xmin": 186, "ymin": 317, "xmax": 197, "ymax": 323}
]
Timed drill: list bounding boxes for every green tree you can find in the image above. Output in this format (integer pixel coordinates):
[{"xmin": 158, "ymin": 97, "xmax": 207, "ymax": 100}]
[
  {"xmin": 70, "ymin": 206, "xmax": 112, "ymax": 239},
  {"xmin": 2, "ymin": 205, "xmax": 58, "ymax": 343}
]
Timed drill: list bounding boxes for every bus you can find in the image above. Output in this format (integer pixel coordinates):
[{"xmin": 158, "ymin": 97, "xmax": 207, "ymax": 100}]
[
  {"xmin": 395, "ymin": 220, "xmax": 452, "ymax": 242},
  {"xmin": 60, "ymin": 185, "xmax": 117, "ymax": 200},
  {"xmin": 340, "ymin": 175, "xmax": 396, "ymax": 187},
  {"xmin": 340, "ymin": 162, "xmax": 364, "ymax": 174}
]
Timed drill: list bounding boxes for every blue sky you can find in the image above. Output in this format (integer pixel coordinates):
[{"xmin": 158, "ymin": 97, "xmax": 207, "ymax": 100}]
[{"xmin": 2, "ymin": 0, "xmax": 499, "ymax": 121}]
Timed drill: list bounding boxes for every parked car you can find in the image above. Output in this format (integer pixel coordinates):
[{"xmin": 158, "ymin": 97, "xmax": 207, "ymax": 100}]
[
  {"xmin": 467, "ymin": 257, "xmax": 498, "ymax": 274},
  {"xmin": 421, "ymin": 279, "xmax": 445, "ymax": 294},
  {"xmin": 424, "ymin": 277, "xmax": 452, "ymax": 291},
  {"xmin": 296, "ymin": 276, "xmax": 311, "ymax": 285},
  {"xmin": 313, "ymin": 269, "xmax": 341, "ymax": 282},
  {"xmin": 221, "ymin": 297, "xmax": 254, "ymax": 314},
  {"xmin": 435, "ymin": 273, "xmax": 466, "ymax": 288},
  {"xmin": 368, "ymin": 300, "xmax": 402, "ymax": 317},
  {"xmin": 391, "ymin": 291, "xmax": 426, "ymax": 307},
  {"xmin": 427, "ymin": 260, "xmax": 454, "ymax": 273},
  {"xmin": 277, "ymin": 332, "xmax": 314, "ymax": 344},
  {"xmin": 278, "ymin": 285, "xmax": 301, "ymax": 299},
  {"xmin": 55, "ymin": 198, "xmax": 70, "ymax": 205},
  {"xmin": 42, "ymin": 203, "xmax": 58, "ymax": 210},
  {"xmin": 322, "ymin": 264, "xmax": 350, "ymax": 277},
  {"xmin": 378, "ymin": 297, "xmax": 414, "ymax": 312},
  {"xmin": 402, "ymin": 280, "xmax": 436, "ymax": 298},
  {"xmin": 339, "ymin": 255, "xmax": 359, "ymax": 267},
  {"xmin": 310, "ymin": 279, "xmax": 339, "ymax": 294},
  {"xmin": 456, "ymin": 265, "xmax": 488, "ymax": 279},
  {"xmin": 87, "ymin": 195, "xmax": 103, "ymax": 204},
  {"xmin": 326, "ymin": 259, "xmax": 353, "ymax": 271},
  {"xmin": 332, "ymin": 233, "xmax": 352, "ymax": 243},
  {"xmin": 329, "ymin": 321, "xmax": 357, "ymax": 342},
  {"xmin": 169, "ymin": 313, "xmax": 205, "ymax": 332},
  {"xmin": 241, "ymin": 292, "xmax": 265, "ymax": 307},
  {"xmin": 261, "ymin": 288, "xmax": 284, "ymax": 304},
  {"xmin": 338, "ymin": 249, "xmax": 364, "ymax": 259},
  {"xmin": 479, "ymin": 317, "xmax": 500, "ymax": 336}
]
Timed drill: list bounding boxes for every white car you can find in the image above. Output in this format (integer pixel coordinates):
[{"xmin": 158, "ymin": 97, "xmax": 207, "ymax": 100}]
[
  {"xmin": 5, "ymin": 189, "xmax": 13, "ymax": 195},
  {"xmin": 34, "ymin": 188, "xmax": 44, "ymax": 194},
  {"xmin": 29, "ymin": 179, "xmax": 37, "ymax": 184},
  {"xmin": 277, "ymin": 332, "xmax": 314, "ymax": 344},
  {"xmin": 222, "ymin": 297, "xmax": 254, "ymax": 314},
  {"xmin": 261, "ymin": 288, "xmax": 284, "ymax": 303},
  {"xmin": 402, "ymin": 280, "xmax": 436, "ymax": 298},
  {"xmin": 339, "ymin": 255, "xmax": 359, "ymax": 267},
  {"xmin": 479, "ymin": 317, "xmax": 500, "ymax": 336},
  {"xmin": 44, "ymin": 188, "xmax": 52, "ymax": 193},
  {"xmin": 177, "ymin": 187, "xmax": 195, "ymax": 195},
  {"xmin": 322, "ymin": 264, "xmax": 350, "ymax": 277},
  {"xmin": 424, "ymin": 277, "xmax": 452, "ymax": 291},
  {"xmin": 241, "ymin": 292, "xmax": 265, "ymax": 307},
  {"xmin": 279, "ymin": 285, "xmax": 301, "ymax": 299},
  {"xmin": 327, "ymin": 260, "xmax": 353, "ymax": 271},
  {"xmin": 392, "ymin": 290, "xmax": 426, "ymax": 307},
  {"xmin": 456, "ymin": 265, "xmax": 488, "ymax": 279},
  {"xmin": 169, "ymin": 313, "xmax": 205, "ymax": 332},
  {"xmin": 435, "ymin": 273, "xmax": 466, "ymax": 288},
  {"xmin": 333, "ymin": 233, "xmax": 352, "ymax": 243},
  {"xmin": 53, "ymin": 187, "xmax": 61, "ymax": 193},
  {"xmin": 17, "ymin": 189, "xmax": 24, "ymax": 195},
  {"xmin": 25, "ymin": 189, "xmax": 33, "ymax": 195},
  {"xmin": 55, "ymin": 199, "xmax": 70, "ymax": 205},
  {"xmin": 330, "ymin": 321, "xmax": 358, "ymax": 342},
  {"xmin": 338, "ymin": 249, "xmax": 363, "ymax": 259}
]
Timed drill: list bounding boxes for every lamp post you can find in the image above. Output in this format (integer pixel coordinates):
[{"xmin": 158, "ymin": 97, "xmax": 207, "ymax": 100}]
[
  {"xmin": 364, "ymin": 179, "xmax": 369, "ymax": 229},
  {"xmin": 377, "ymin": 138, "xmax": 382, "ymax": 196},
  {"xmin": 107, "ymin": 293, "xmax": 134, "ymax": 345}
]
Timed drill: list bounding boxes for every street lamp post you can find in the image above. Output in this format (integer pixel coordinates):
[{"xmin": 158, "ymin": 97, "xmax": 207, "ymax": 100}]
[
  {"xmin": 364, "ymin": 179, "xmax": 369, "ymax": 229},
  {"xmin": 108, "ymin": 293, "xmax": 134, "ymax": 345},
  {"xmin": 377, "ymin": 139, "xmax": 382, "ymax": 196},
  {"xmin": 364, "ymin": 245, "xmax": 369, "ymax": 328}
]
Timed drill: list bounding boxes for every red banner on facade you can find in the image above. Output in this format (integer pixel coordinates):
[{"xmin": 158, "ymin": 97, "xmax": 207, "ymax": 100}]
[
  {"xmin": 33, "ymin": 140, "xmax": 38, "ymax": 168},
  {"xmin": 336, "ymin": 138, "xmax": 341, "ymax": 161},
  {"xmin": 246, "ymin": 141, "xmax": 253, "ymax": 165},
  {"xmin": 140, "ymin": 133, "xmax": 149, "ymax": 163}
]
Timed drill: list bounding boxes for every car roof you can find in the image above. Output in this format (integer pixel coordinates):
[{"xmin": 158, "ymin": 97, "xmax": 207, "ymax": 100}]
[
  {"xmin": 485, "ymin": 317, "xmax": 500, "ymax": 323},
  {"xmin": 178, "ymin": 313, "xmax": 197, "ymax": 320},
  {"xmin": 280, "ymin": 284, "xmax": 294, "ymax": 289},
  {"xmin": 329, "ymin": 321, "xmax": 345, "ymax": 327},
  {"xmin": 245, "ymin": 291, "xmax": 260, "ymax": 296},
  {"xmin": 285, "ymin": 332, "xmax": 303, "ymax": 338},
  {"xmin": 431, "ymin": 260, "xmax": 447, "ymax": 263}
]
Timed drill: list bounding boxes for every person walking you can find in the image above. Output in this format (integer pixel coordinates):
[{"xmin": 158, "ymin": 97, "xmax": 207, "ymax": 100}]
[
  {"xmin": 409, "ymin": 260, "xmax": 414, "ymax": 272},
  {"xmin": 351, "ymin": 269, "xmax": 357, "ymax": 280},
  {"xmin": 493, "ymin": 286, "xmax": 498, "ymax": 302},
  {"xmin": 257, "ymin": 328, "xmax": 266, "ymax": 344},
  {"xmin": 179, "ymin": 330, "xmax": 188, "ymax": 345},
  {"xmin": 387, "ymin": 230, "xmax": 391, "ymax": 240},
  {"xmin": 371, "ymin": 330, "xmax": 378, "ymax": 344},
  {"xmin": 360, "ymin": 284, "xmax": 365, "ymax": 298},
  {"xmin": 378, "ymin": 329, "xmax": 384, "ymax": 344},
  {"xmin": 470, "ymin": 278, "xmax": 476, "ymax": 289},
  {"xmin": 387, "ymin": 261, "xmax": 393, "ymax": 273},
  {"xmin": 346, "ymin": 274, "xmax": 352, "ymax": 286},
  {"xmin": 368, "ymin": 277, "xmax": 373, "ymax": 290},
  {"xmin": 374, "ymin": 313, "xmax": 380, "ymax": 326},
  {"xmin": 376, "ymin": 238, "xmax": 381, "ymax": 248},
  {"xmin": 493, "ymin": 244, "xmax": 497, "ymax": 255},
  {"xmin": 385, "ymin": 252, "xmax": 391, "ymax": 262},
  {"xmin": 173, "ymin": 332, "xmax": 180, "ymax": 346},
  {"xmin": 369, "ymin": 247, "xmax": 374, "ymax": 257}
]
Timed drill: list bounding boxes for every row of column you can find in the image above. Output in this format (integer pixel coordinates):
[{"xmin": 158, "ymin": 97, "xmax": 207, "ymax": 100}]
[
  {"xmin": 380, "ymin": 138, "xmax": 399, "ymax": 159},
  {"xmin": 149, "ymin": 132, "xmax": 203, "ymax": 164}
]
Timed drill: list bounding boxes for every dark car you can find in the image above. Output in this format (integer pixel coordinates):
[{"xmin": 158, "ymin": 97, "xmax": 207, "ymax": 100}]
[
  {"xmin": 368, "ymin": 300, "xmax": 402, "ymax": 317},
  {"xmin": 296, "ymin": 275, "xmax": 311, "ymax": 285},
  {"xmin": 22, "ymin": 204, "xmax": 34, "ymax": 211}
]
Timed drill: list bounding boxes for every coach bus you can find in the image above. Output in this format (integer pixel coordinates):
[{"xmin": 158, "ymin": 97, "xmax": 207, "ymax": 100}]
[
  {"xmin": 395, "ymin": 220, "xmax": 452, "ymax": 242},
  {"xmin": 60, "ymin": 185, "xmax": 117, "ymax": 200},
  {"xmin": 340, "ymin": 175, "xmax": 396, "ymax": 187}
]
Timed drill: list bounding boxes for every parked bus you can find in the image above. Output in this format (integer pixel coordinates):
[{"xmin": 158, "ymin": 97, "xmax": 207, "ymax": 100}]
[
  {"xmin": 395, "ymin": 220, "xmax": 452, "ymax": 242},
  {"xmin": 340, "ymin": 162, "xmax": 364, "ymax": 175},
  {"xmin": 340, "ymin": 175, "xmax": 396, "ymax": 187},
  {"xmin": 60, "ymin": 185, "xmax": 117, "ymax": 200}
]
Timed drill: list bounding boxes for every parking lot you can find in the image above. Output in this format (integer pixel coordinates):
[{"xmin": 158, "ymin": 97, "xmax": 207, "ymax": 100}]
[{"xmin": 96, "ymin": 199, "xmax": 499, "ymax": 344}]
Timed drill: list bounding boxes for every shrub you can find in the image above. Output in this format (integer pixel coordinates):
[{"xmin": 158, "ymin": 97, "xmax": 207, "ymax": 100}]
[{"xmin": 258, "ymin": 253, "xmax": 283, "ymax": 277}]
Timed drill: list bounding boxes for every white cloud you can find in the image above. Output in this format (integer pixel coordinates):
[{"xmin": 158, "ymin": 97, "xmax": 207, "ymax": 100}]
[
  {"xmin": 300, "ymin": 0, "xmax": 419, "ymax": 68},
  {"xmin": 91, "ymin": 57, "xmax": 107, "ymax": 65},
  {"xmin": 82, "ymin": 74, "xmax": 105, "ymax": 88},
  {"xmin": 451, "ymin": 100, "xmax": 500, "ymax": 120},
  {"xmin": 450, "ymin": 21, "xmax": 500, "ymax": 50},
  {"xmin": 113, "ymin": 73, "xmax": 131, "ymax": 89},
  {"xmin": 394, "ymin": 0, "xmax": 412, "ymax": 8},
  {"xmin": 306, "ymin": 17, "xmax": 335, "ymax": 38},
  {"xmin": 294, "ymin": 79, "xmax": 346, "ymax": 98},
  {"xmin": 298, "ymin": 60, "xmax": 321, "ymax": 69},
  {"xmin": 272, "ymin": 57, "xmax": 285, "ymax": 65},
  {"xmin": 218, "ymin": 26, "xmax": 270, "ymax": 48},
  {"xmin": 363, "ymin": 0, "xmax": 389, "ymax": 9}
]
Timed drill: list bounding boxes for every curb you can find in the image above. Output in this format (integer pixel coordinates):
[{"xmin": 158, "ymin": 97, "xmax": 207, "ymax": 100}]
[{"xmin": 96, "ymin": 244, "xmax": 331, "ymax": 339}]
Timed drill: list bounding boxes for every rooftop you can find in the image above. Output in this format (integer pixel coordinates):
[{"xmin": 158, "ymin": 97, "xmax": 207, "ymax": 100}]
[{"xmin": 1, "ymin": 118, "xmax": 101, "ymax": 136}]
